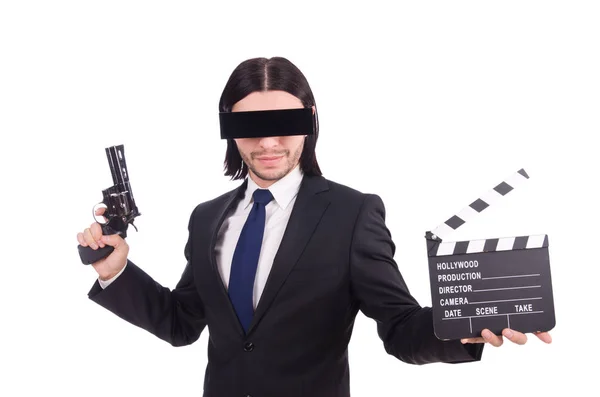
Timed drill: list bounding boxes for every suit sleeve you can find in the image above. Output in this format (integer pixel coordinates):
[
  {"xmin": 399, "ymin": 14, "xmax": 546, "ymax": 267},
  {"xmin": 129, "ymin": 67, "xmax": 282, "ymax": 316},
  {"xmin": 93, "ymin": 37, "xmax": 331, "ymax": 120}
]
[
  {"xmin": 87, "ymin": 210, "xmax": 207, "ymax": 347},
  {"xmin": 349, "ymin": 194, "xmax": 483, "ymax": 364}
]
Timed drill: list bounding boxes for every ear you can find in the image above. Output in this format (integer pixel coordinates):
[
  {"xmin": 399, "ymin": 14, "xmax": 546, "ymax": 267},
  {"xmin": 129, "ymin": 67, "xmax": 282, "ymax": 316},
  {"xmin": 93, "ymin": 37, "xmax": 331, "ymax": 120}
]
[{"xmin": 311, "ymin": 105, "xmax": 316, "ymax": 115}]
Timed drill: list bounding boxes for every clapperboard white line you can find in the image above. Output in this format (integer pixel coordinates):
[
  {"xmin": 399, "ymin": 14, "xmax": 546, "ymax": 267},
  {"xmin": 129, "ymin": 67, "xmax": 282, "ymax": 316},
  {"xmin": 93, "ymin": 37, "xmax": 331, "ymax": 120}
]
[
  {"xmin": 468, "ymin": 297, "xmax": 543, "ymax": 305},
  {"xmin": 432, "ymin": 234, "xmax": 548, "ymax": 256},
  {"xmin": 441, "ymin": 311, "xmax": 544, "ymax": 321},
  {"xmin": 482, "ymin": 274, "xmax": 540, "ymax": 280},
  {"xmin": 473, "ymin": 285, "xmax": 541, "ymax": 292},
  {"xmin": 507, "ymin": 315, "xmax": 510, "ymax": 328}
]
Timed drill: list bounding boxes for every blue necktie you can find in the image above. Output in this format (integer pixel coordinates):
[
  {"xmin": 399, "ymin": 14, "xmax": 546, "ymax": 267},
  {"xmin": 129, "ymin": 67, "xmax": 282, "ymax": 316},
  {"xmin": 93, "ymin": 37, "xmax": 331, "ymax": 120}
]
[{"xmin": 228, "ymin": 188, "xmax": 274, "ymax": 333}]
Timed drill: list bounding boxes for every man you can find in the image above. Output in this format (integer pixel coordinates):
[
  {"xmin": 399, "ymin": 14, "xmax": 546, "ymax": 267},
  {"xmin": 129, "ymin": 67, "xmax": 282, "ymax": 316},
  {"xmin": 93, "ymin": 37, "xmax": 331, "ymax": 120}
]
[{"xmin": 77, "ymin": 56, "xmax": 552, "ymax": 397}]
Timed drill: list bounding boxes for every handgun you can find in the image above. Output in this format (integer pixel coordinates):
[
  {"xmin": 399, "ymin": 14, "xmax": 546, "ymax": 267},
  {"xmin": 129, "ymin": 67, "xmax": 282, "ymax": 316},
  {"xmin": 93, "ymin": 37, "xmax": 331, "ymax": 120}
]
[{"xmin": 78, "ymin": 144, "xmax": 141, "ymax": 265}]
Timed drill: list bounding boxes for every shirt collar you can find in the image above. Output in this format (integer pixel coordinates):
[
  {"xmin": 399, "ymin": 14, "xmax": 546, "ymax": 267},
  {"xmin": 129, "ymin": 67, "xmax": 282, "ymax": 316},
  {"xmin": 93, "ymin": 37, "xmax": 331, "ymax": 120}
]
[{"xmin": 242, "ymin": 164, "xmax": 304, "ymax": 211}]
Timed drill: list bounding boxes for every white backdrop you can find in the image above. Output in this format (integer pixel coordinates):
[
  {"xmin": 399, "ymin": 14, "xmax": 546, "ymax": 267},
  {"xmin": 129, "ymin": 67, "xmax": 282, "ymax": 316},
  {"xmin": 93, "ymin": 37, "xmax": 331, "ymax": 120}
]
[{"xmin": 1, "ymin": 1, "xmax": 598, "ymax": 396}]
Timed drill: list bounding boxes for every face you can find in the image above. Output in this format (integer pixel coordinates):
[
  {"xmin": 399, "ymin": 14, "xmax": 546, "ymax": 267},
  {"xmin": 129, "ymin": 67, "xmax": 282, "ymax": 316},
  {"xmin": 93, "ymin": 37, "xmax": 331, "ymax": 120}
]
[{"xmin": 232, "ymin": 90, "xmax": 314, "ymax": 188}]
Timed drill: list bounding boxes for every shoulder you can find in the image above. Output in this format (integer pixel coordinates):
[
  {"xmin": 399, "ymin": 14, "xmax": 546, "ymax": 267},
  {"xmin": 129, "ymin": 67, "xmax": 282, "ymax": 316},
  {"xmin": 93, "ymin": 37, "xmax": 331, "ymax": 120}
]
[
  {"xmin": 323, "ymin": 176, "xmax": 384, "ymax": 206},
  {"xmin": 324, "ymin": 177, "xmax": 364, "ymax": 198},
  {"xmin": 319, "ymin": 176, "xmax": 387, "ymax": 220},
  {"xmin": 188, "ymin": 183, "xmax": 244, "ymax": 220}
]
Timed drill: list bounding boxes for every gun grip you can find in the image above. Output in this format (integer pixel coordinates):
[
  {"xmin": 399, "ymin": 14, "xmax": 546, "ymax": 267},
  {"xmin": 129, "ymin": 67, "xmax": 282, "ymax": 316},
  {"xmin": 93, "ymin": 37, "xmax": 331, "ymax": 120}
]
[
  {"xmin": 78, "ymin": 223, "xmax": 120, "ymax": 265},
  {"xmin": 78, "ymin": 244, "xmax": 114, "ymax": 265}
]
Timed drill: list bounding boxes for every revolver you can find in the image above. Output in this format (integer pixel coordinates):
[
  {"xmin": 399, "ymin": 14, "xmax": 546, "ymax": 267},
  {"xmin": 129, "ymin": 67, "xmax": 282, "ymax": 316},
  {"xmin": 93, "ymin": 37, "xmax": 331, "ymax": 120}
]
[{"xmin": 78, "ymin": 144, "xmax": 141, "ymax": 265}]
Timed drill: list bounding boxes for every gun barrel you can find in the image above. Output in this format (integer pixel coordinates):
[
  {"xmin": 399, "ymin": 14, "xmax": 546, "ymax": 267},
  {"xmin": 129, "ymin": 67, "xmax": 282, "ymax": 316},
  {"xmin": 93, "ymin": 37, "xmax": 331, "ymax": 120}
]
[
  {"xmin": 106, "ymin": 145, "xmax": 130, "ymax": 185},
  {"xmin": 102, "ymin": 145, "xmax": 141, "ymax": 223}
]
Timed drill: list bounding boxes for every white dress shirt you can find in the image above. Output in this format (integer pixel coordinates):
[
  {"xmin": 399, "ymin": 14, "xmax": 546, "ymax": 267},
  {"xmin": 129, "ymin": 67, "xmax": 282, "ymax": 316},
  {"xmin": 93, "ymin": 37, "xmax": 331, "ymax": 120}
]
[{"xmin": 98, "ymin": 165, "xmax": 304, "ymax": 310}]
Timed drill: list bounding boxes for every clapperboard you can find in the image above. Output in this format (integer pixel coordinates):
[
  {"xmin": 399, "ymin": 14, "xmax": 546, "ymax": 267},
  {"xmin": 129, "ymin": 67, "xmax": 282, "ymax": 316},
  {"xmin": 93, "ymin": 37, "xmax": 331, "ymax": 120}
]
[{"xmin": 425, "ymin": 169, "xmax": 556, "ymax": 340}]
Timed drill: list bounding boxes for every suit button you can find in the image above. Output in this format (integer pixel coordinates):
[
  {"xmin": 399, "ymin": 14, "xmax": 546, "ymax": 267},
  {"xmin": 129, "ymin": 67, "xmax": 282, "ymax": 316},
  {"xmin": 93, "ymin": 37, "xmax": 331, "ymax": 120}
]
[{"xmin": 244, "ymin": 342, "xmax": 254, "ymax": 352}]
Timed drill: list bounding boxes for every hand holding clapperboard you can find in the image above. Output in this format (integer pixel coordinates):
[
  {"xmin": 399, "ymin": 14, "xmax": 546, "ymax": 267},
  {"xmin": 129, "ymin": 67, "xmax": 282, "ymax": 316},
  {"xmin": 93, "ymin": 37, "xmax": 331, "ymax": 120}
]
[{"xmin": 425, "ymin": 169, "xmax": 555, "ymax": 346}]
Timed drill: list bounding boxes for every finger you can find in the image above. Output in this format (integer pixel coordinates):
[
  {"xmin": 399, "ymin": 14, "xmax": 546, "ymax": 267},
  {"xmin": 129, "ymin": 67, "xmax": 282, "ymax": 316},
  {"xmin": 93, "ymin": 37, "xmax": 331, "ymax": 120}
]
[
  {"xmin": 534, "ymin": 331, "xmax": 552, "ymax": 344},
  {"xmin": 90, "ymin": 221, "xmax": 103, "ymax": 239},
  {"xmin": 92, "ymin": 224, "xmax": 105, "ymax": 247},
  {"xmin": 77, "ymin": 232, "xmax": 87, "ymax": 247},
  {"xmin": 101, "ymin": 234, "xmax": 125, "ymax": 250},
  {"xmin": 461, "ymin": 337, "xmax": 486, "ymax": 344},
  {"xmin": 88, "ymin": 223, "xmax": 106, "ymax": 247},
  {"xmin": 502, "ymin": 328, "xmax": 527, "ymax": 345},
  {"xmin": 84, "ymin": 228, "xmax": 99, "ymax": 250},
  {"xmin": 95, "ymin": 207, "xmax": 108, "ymax": 222},
  {"xmin": 482, "ymin": 329, "xmax": 504, "ymax": 347},
  {"xmin": 89, "ymin": 222, "xmax": 106, "ymax": 247}
]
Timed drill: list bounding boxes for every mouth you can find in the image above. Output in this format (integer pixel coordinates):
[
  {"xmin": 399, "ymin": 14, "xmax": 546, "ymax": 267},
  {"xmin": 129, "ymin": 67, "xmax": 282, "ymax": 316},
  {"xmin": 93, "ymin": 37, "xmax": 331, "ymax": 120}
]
[{"xmin": 256, "ymin": 155, "xmax": 284, "ymax": 165}]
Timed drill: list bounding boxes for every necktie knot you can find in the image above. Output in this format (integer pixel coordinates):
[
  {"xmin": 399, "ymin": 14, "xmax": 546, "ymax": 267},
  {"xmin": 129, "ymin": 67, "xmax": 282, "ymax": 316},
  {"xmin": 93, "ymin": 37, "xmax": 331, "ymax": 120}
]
[{"xmin": 253, "ymin": 189, "xmax": 273, "ymax": 205}]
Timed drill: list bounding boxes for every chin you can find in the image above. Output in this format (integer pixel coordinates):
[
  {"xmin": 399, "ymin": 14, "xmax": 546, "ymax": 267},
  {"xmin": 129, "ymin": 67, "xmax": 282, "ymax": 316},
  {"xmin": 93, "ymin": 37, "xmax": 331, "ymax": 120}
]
[
  {"xmin": 253, "ymin": 166, "xmax": 288, "ymax": 181},
  {"xmin": 259, "ymin": 170, "xmax": 284, "ymax": 180}
]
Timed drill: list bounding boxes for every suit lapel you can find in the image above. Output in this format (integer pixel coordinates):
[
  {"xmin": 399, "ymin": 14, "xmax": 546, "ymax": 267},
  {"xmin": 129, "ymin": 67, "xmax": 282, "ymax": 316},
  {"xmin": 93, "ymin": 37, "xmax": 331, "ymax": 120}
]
[
  {"xmin": 247, "ymin": 174, "xmax": 330, "ymax": 334},
  {"xmin": 207, "ymin": 179, "xmax": 248, "ymax": 337}
]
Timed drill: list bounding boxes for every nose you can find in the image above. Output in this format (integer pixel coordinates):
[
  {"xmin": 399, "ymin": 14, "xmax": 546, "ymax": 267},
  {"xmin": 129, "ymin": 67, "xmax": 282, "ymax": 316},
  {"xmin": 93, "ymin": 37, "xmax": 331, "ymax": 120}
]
[{"xmin": 258, "ymin": 136, "xmax": 280, "ymax": 149}]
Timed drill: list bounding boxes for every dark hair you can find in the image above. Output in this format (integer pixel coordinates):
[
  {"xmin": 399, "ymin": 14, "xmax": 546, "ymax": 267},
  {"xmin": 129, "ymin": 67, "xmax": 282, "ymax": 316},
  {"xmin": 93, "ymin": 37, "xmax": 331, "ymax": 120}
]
[{"xmin": 218, "ymin": 56, "xmax": 322, "ymax": 180}]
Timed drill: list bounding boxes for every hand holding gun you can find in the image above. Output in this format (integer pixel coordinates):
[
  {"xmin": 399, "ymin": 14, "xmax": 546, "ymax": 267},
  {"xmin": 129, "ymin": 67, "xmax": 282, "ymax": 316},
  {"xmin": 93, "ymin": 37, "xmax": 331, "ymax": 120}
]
[{"xmin": 76, "ymin": 145, "xmax": 141, "ymax": 274}]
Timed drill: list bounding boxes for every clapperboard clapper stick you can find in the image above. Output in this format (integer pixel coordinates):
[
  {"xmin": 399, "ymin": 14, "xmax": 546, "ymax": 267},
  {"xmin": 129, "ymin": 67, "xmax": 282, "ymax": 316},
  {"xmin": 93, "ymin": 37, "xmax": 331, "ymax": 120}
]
[{"xmin": 425, "ymin": 169, "xmax": 556, "ymax": 340}]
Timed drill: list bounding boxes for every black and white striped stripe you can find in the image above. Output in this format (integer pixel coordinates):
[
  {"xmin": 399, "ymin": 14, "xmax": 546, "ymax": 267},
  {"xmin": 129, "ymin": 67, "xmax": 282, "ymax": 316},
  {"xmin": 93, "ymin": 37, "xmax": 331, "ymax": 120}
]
[
  {"xmin": 429, "ymin": 234, "xmax": 549, "ymax": 257},
  {"xmin": 430, "ymin": 168, "xmax": 530, "ymax": 241}
]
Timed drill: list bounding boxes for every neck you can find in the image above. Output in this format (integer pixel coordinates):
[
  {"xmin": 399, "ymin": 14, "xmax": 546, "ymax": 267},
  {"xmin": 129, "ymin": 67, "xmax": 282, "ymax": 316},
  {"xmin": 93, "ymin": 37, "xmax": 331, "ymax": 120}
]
[
  {"xmin": 248, "ymin": 164, "xmax": 298, "ymax": 189},
  {"xmin": 252, "ymin": 177, "xmax": 276, "ymax": 189}
]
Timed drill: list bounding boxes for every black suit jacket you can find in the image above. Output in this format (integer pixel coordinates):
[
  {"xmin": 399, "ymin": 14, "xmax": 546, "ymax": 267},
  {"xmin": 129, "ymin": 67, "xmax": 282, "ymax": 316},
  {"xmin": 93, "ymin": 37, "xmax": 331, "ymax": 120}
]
[{"xmin": 88, "ymin": 173, "xmax": 483, "ymax": 397}]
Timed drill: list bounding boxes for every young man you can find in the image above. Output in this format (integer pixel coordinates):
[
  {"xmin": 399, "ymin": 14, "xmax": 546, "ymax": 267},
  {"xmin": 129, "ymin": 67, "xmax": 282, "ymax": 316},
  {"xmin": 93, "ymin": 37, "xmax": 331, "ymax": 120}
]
[{"xmin": 77, "ymin": 56, "xmax": 551, "ymax": 397}]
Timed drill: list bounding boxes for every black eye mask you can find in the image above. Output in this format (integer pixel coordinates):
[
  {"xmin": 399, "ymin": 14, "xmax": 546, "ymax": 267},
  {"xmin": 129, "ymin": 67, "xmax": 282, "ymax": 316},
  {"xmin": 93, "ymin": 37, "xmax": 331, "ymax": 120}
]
[{"xmin": 219, "ymin": 108, "xmax": 316, "ymax": 139}]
